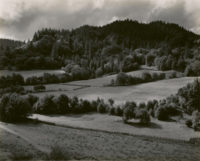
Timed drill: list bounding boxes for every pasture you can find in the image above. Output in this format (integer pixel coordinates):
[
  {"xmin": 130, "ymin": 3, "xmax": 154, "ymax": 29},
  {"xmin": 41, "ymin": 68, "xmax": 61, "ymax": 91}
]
[
  {"xmin": 30, "ymin": 113, "xmax": 200, "ymax": 141},
  {"xmin": 0, "ymin": 122, "xmax": 200, "ymax": 161},
  {"xmin": 32, "ymin": 77, "xmax": 196, "ymax": 104}
]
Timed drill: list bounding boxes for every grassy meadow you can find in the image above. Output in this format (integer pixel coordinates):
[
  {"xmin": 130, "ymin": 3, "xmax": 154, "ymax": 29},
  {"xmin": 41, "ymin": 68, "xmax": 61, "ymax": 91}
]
[
  {"xmin": 0, "ymin": 122, "xmax": 200, "ymax": 161},
  {"xmin": 31, "ymin": 76, "xmax": 196, "ymax": 105}
]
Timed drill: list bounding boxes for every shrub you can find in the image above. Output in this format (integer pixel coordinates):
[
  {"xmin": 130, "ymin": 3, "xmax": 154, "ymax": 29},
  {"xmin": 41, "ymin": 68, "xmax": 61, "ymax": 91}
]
[
  {"xmin": 192, "ymin": 111, "xmax": 200, "ymax": 131},
  {"xmin": 0, "ymin": 93, "xmax": 32, "ymax": 122},
  {"xmin": 141, "ymin": 72, "xmax": 152, "ymax": 82},
  {"xmin": 109, "ymin": 107, "xmax": 115, "ymax": 115},
  {"xmin": 11, "ymin": 152, "xmax": 33, "ymax": 160},
  {"xmin": 97, "ymin": 102, "xmax": 107, "ymax": 113},
  {"xmin": 122, "ymin": 105, "xmax": 135, "ymax": 123},
  {"xmin": 168, "ymin": 71, "xmax": 177, "ymax": 79},
  {"xmin": 53, "ymin": 94, "xmax": 69, "ymax": 114},
  {"xmin": 33, "ymin": 85, "xmax": 46, "ymax": 91},
  {"xmin": 115, "ymin": 106, "xmax": 123, "ymax": 116},
  {"xmin": 155, "ymin": 107, "xmax": 169, "ymax": 121},
  {"xmin": 185, "ymin": 119, "xmax": 192, "ymax": 128},
  {"xmin": 34, "ymin": 95, "xmax": 56, "ymax": 114},
  {"xmin": 79, "ymin": 99, "xmax": 93, "ymax": 113},
  {"xmin": 115, "ymin": 72, "xmax": 129, "ymax": 85},
  {"xmin": 138, "ymin": 102, "xmax": 146, "ymax": 109},
  {"xmin": 136, "ymin": 109, "xmax": 151, "ymax": 125},
  {"xmin": 26, "ymin": 94, "xmax": 38, "ymax": 106},
  {"xmin": 158, "ymin": 73, "xmax": 166, "ymax": 79}
]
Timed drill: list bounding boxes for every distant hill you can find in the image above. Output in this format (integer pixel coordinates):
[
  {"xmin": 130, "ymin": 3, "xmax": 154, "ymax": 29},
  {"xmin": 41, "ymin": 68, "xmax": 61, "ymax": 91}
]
[{"xmin": 0, "ymin": 20, "xmax": 199, "ymax": 76}]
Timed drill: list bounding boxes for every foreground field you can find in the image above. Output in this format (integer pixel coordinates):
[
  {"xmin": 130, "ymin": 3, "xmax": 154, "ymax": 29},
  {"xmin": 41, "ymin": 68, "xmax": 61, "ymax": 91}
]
[
  {"xmin": 32, "ymin": 77, "xmax": 196, "ymax": 104},
  {"xmin": 0, "ymin": 122, "xmax": 200, "ymax": 161},
  {"xmin": 30, "ymin": 113, "xmax": 200, "ymax": 141},
  {"xmin": 0, "ymin": 128, "xmax": 45, "ymax": 161}
]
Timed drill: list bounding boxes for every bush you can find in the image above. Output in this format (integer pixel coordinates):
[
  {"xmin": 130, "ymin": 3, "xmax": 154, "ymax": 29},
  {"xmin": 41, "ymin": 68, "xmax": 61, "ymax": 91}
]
[
  {"xmin": 136, "ymin": 109, "xmax": 151, "ymax": 125},
  {"xmin": 168, "ymin": 71, "xmax": 177, "ymax": 79},
  {"xmin": 109, "ymin": 107, "xmax": 115, "ymax": 115},
  {"xmin": 26, "ymin": 94, "xmax": 38, "ymax": 106},
  {"xmin": 122, "ymin": 104, "xmax": 135, "ymax": 123},
  {"xmin": 115, "ymin": 72, "xmax": 129, "ymax": 85},
  {"xmin": 192, "ymin": 111, "xmax": 200, "ymax": 131},
  {"xmin": 138, "ymin": 102, "xmax": 146, "ymax": 109},
  {"xmin": 97, "ymin": 102, "xmax": 107, "ymax": 113},
  {"xmin": 141, "ymin": 72, "xmax": 152, "ymax": 82},
  {"xmin": 53, "ymin": 94, "xmax": 69, "ymax": 114},
  {"xmin": 33, "ymin": 85, "xmax": 46, "ymax": 91},
  {"xmin": 185, "ymin": 119, "xmax": 192, "ymax": 128},
  {"xmin": 11, "ymin": 152, "xmax": 33, "ymax": 160},
  {"xmin": 0, "ymin": 93, "xmax": 32, "ymax": 122},
  {"xmin": 155, "ymin": 107, "xmax": 169, "ymax": 121},
  {"xmin": 34, "ymin": 95, "xmax": 56, "ymax": 114},
  {"xmin": 115, "ymin": 106, "xmax": 123, "ymax": 116}
]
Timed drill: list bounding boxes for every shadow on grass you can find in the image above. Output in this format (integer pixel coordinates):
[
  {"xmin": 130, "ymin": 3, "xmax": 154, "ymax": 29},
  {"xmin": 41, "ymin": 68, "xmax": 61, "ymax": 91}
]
[{"xmin": 126, "ymin": 122, "xmax": 162, "ymax": 129}]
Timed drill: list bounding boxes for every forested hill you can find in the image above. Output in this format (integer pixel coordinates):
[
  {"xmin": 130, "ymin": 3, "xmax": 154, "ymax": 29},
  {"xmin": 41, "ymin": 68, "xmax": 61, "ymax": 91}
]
[
  {"xmin": 70, "ymin": 20, "xmax": 199, "ymax": 48},
  {"xmin": 0, "ymin": 20, "xmax": 200, "ymax": 78}
]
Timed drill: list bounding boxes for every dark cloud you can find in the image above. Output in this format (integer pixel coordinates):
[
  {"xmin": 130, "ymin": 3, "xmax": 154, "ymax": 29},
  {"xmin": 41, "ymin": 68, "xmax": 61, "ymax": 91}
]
[{"xmin": 0, "ymin": 0, "xmax": 199, "ymax": 40}]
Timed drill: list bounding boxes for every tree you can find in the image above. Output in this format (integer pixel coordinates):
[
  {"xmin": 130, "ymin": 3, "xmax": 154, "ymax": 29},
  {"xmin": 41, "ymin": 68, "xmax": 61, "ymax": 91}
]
[
  {"xmin": 135, "ymin": 109, "xmax": 151, "ymax": 125},
  {"xmin": 53, "ymin": 94, "xmax": 69, "ymax": 114},
  {"xmin": 122, "ymin": 102, "xmax": 136, "ymax": 123},
  {"xmin": 155, "ymin": 107, "xmax": 168, "ymax": 121},
  {"xmin": 115, "ymin": 72, "xmax": 129, "ymax": 85},
  {"xmin": 141, "ymin": 72, "xmax": 152, "ymax": 82},
  {"xmin": 192, "ymin": 111, "xmax": 200, "ymax": 131},
  {"xmin": 0, "ymin": 94, "xmax": 32, "ymax": 122},
  {"xmin": 34, "ymin": 95, "xmax": 56, "ymax": 114}
]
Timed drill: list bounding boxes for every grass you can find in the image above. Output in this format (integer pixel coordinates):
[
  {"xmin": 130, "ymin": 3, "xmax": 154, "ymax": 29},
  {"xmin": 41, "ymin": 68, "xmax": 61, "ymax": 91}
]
[
  {"xmin": 32, "ymin": 76, "xmax": 196, "ymax": 105},
  {"xmin": 24, "ymin": 83, "xmax": 79, "ymax": 92},
  {"xmin": 65, "ymin": 69, "xmax": 180, "ymax": 87},
  {"xmin": 49, "ymin": 145, "xmax": 70, "ymax": 160},
  {"xmin": 0, "ymin": 122, "xmax": 200, "ymax": 161},
  {"xmin": 30, "ymin": 113, "xmax": 200, "ymax": 141},
  {"xmin": 0, "ymin": 128, "xmax": 46, "ymax": 161}
]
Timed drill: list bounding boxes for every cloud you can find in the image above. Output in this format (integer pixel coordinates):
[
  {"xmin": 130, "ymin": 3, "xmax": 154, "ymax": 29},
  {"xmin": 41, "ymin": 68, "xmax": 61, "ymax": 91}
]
[{"xmin": 0, "ymin": 0, "xmax": 199, "ymax": 40}]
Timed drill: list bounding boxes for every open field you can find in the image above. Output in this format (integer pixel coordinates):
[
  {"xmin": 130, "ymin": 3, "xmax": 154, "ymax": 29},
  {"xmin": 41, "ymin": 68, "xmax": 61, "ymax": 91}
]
[
  {"xmin": 0, "ymin": 121, "xmax": 200, "ymax": 161},
  {"xmin": 65, "ymin": 69, "xmax": 181, "ymax": 87},
  {"xmin": 0, "ymin": 127, "xmax": 45, "ymax": 161},
  {"xmin": 0, "ymin": 69, "xmax": 65, "ymax": 79},
  {"xmin": 32, "ymin": 77, "xmax": 196, "ymax": 104},
  {"xmin": 24, "ymin": 83, "xmax": 82, "ymax": 92},
  {"xmin": 30, "ymin": 113, "xmax": 200, "ymax": 141}
]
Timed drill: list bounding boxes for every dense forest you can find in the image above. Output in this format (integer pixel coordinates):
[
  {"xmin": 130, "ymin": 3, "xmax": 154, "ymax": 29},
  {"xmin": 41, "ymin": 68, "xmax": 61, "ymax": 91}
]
[
  {"xmin": 0, "ymin": 39, "xmax": 23, "ymax": 55},
  {"xmin": 0, "ymin": 20, "xmax": 200, "ymax": 78}
]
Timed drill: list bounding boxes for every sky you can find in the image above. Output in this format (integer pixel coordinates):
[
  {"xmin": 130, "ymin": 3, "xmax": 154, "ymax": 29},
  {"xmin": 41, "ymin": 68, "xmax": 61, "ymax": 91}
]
[{"xmin": 0, "ymin": 0, "xmax": 200, "ymax": 40}]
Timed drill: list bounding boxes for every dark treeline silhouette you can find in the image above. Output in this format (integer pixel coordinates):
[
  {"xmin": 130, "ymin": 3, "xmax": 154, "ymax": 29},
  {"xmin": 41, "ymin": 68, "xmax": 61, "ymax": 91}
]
[{"xmin": 0, "ymin": 20, "xmax": 199, "ymax": 78}]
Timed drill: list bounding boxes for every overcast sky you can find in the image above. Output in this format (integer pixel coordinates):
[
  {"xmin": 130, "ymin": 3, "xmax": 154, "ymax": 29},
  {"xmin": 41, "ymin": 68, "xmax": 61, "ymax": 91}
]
[{"xmin": 0, "ymin": 0, "xmax": 200, "ymax": 40}]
